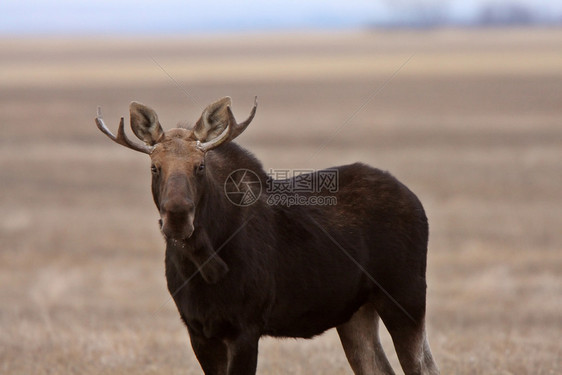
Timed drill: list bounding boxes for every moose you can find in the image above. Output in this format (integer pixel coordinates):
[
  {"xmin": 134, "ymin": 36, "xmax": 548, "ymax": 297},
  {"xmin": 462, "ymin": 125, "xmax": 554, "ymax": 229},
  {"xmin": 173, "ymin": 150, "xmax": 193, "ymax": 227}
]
[{"xmin": 95, "ymin": 97, "xmax": 439, "ymax": 375}]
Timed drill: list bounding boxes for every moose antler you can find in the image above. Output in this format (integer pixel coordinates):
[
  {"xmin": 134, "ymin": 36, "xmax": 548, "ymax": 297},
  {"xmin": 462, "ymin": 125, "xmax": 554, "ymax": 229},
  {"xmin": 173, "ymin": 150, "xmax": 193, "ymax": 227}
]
[
  {"xmin": 96, "ymin": 107, "xmax": 154, "ymax": 154},
  {"xmin": 226, "ymin": 96, "xmax": 258, "ymax": 141},
  {"xmin": 197, "ymin": 97, "xmax": 258, "ymax": 152}
]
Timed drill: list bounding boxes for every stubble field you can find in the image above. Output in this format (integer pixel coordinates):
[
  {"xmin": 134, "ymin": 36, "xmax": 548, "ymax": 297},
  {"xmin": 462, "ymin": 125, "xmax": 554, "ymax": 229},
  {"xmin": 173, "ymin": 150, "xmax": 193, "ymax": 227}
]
[{"xmin": 0, "ymin": 28, "xmax": 561, "ymax": 374}]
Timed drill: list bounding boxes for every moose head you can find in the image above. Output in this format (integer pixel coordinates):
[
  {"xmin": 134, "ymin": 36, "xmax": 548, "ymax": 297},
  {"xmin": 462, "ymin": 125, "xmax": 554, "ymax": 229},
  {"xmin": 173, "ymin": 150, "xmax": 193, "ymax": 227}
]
[{"xmin": 96, "ymin": 97, "xmax": 257, "ymax": 241}]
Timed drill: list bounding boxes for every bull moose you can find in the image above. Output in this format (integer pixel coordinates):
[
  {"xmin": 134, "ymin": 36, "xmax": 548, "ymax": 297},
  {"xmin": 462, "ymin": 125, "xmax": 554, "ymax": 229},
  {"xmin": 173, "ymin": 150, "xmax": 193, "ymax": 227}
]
[{"xmin": 95, "ymin": 97, "xmax": 439, "ymax": 375}]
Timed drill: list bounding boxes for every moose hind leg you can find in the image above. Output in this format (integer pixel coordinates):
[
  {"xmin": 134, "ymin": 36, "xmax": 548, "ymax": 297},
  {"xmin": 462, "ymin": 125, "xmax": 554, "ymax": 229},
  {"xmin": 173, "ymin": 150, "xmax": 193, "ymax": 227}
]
[
  {"xmin": 421, "ymin": 332, "xmax": 439, "ymax": 375},
  {"xmin": 387, "ymin": 324, "xmax": 439, "ymax": 375},
  {"xmin": 337, "ymin": 303, "xmax": 396, "ymax": 375},
  {"xmin": 377, "ymin": 299, "xmax": 439, "ymax": 375}
]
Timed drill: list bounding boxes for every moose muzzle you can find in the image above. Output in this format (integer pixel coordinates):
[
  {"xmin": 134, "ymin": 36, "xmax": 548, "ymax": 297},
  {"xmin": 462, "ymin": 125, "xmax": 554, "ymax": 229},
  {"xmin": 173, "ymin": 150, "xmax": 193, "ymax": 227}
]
[
  {"xmin": 160, "ymin": 175, "xmax": 195, "ymax": 240},
  {"xmin": 160, "ymin": 198, "xmax": 195, "ymax": 240}
]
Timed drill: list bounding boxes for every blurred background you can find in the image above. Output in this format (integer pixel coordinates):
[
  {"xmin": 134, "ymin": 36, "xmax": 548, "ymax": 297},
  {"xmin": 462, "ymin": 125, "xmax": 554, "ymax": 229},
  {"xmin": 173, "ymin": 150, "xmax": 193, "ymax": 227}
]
[{"xmin": 1, "ymin": 1, "xmax": 561, "ymax": 374}]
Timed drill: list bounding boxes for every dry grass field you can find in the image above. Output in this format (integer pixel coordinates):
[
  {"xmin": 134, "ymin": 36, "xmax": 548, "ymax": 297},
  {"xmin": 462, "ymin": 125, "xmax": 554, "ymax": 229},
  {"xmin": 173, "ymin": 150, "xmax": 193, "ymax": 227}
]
[{"xmin": 1, "ymin": 28, "xmax": 561, "ymax": 374}]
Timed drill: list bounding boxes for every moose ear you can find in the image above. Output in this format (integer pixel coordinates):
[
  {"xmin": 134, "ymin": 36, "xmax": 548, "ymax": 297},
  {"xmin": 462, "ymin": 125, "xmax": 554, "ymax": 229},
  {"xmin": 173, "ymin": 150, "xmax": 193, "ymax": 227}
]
[
  {"xmin": 129, "ymin": 102, "xmax": 165, "ymax": 146},
  {"xmin": 193, "ymin": 97, "xmax": 232, "ymax": 142}
]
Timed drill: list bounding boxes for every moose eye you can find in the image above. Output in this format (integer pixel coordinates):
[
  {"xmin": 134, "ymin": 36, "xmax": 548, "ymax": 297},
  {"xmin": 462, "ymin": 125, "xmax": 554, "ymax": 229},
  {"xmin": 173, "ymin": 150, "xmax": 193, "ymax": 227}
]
[
  {"xmin": 196, "ymin": 162, "xmax": 205, "ymax": 174},
  {"xmin": 151, "ymin": 164, "xmax": 159, "ymax": 175}
]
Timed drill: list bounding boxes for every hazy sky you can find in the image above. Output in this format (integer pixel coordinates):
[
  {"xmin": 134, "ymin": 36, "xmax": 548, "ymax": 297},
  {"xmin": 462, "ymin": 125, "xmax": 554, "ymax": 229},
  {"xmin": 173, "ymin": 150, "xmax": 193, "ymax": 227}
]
[{"xmin": 1, "ymin": 0, "xmax": 560, "ymax": 35}]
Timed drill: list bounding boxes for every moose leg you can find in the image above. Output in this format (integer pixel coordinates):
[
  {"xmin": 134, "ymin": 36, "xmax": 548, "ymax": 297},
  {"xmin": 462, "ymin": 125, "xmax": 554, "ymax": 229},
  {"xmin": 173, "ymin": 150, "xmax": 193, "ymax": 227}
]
[
  {"xmin": 386, "ymin": 324, "xmax": 439, "ymax": 375},
  {"xmin": 337, "ymin": 303, "xmax": 396, "ymax": 375},
  {"xmin": 377, "ymin": 299, "xmax": 439, "ymax": 375},
  {"xmin": 225, "ymin": 331, "xmax": 260, "ymax": 375},
  {"xmin": 421, "ymin": 331, "xmax": 439, "ymax": 375},
  {"xmin": 188, "ymin": 327, "xmax": 228, "ymax": 375}
]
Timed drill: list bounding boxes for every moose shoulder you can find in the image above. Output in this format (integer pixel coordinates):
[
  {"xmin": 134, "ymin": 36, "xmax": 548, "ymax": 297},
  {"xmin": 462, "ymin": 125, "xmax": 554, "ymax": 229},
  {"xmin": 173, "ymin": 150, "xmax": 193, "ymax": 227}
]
[{"xmin": 96, "ymin": 97, "xmax": 439, "ymax": 375}]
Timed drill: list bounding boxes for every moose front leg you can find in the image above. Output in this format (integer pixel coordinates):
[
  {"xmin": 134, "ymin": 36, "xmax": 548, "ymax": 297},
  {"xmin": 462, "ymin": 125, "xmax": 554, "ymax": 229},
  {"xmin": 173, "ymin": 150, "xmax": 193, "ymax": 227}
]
[
  {"xmin": 189, "ymin": 322, "xmax": 260, "ymax": 375},
  {"xmin": 225, "ymin": 331, "xmax": 260, "ymax": 375},
  {"xmin": 188, "ymin": 325, "xmax": 228, "ymax": 375}
]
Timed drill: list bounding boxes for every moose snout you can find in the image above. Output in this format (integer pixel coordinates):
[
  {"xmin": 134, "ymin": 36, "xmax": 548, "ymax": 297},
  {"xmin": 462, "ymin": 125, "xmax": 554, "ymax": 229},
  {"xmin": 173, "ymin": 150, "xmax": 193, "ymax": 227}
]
[{"xmin": 160, "ymin": 197, "xmax": 195, "ymax": 240}]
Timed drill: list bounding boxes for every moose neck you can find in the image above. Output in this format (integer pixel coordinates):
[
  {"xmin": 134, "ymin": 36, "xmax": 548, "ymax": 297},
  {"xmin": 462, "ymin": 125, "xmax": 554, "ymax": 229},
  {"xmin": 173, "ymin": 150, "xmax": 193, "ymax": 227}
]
[
  {"xmin": 195, "ymin": 143, "xmax": 266, "ymax": 239},
  {"xmin": 195, "ymin": 172, "xmax": 239, "ymax": 238}
]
